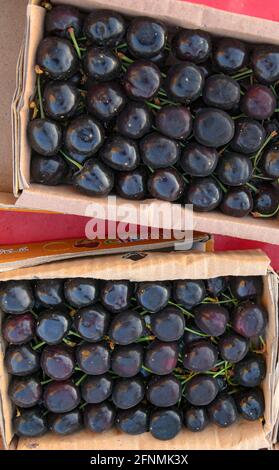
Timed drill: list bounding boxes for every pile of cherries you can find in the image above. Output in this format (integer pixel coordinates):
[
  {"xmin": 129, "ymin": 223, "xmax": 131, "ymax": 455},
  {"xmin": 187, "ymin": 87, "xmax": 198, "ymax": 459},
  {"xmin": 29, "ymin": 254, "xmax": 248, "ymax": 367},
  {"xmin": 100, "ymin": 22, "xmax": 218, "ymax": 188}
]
[
  {"xmin": 28, "ymin": 4, "xmax": 279, "ymax": 218},
  {"xmin": 2, "ymin": 273, "xmax": 267, "ymax": 441}
]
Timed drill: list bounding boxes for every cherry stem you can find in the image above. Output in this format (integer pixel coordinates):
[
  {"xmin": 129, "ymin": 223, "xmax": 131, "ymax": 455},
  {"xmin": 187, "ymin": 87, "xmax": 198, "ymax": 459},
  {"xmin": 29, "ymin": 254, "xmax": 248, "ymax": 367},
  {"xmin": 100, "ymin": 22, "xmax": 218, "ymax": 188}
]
[
  {"xmin": 30, "ymin": 309, "xmax": 38, "ymax": 318},
  {"xmin": 142, "ymin": 365, "xmax": 152, "ymax": 373},
  {"xmin": 68, "ymin": 27, "xmax": 82, "ymax": 59},
  {"xmin": 40, "ymin": 378, "xmax": 53, "ymax": 385},
  {"xmin": 232, "ymin": 113, "xmax": 246, "ymax": 120},
  {"xmin": 136, "ymin": 335, "xmax": 155, "ymax": 343},
  {"xmin": 68, "ymin": 330, "xmax": 82, "ymax": 338},
  {"xmin": 252, "ymin": 130, "xmax": 278, "ymax": 168},
  {"xmin": 231, "ymin": 68, "xmax": 252, "ymax": 80},
  {"xmin": 184, "ymin": 325, "xmax": 209, "ymax": 337},
  {"xmin": 116, "ymin": 42, "xmax": 127, "ymax": 50},
  {"xmin": 59, "ymin": 149, "xmax": 83, "ymax": 170},
  {"xmin": 75, "ymin": 373, "xmax": 87, "ymax": 386},
  {"xmin": 211, "ymin": 174, "xmax": 228, "ymax": 193},
  {"xmin": 145, "ymin": 101, "xmax": 161, "ymax": 110},
  {"xmin": 252, "ymin": 204, "xmax": 279, "ymax": 218},
  {"xmin": 36, "ymin": 73, "xmax": 45, "ymax": 119},
  {"xmin": 275, "ymin": 109, "xmax": 279, "ymax": 112},
  {"xmin": 168, "ymin": 300, "xmax": 194, "ymax": 318},
  {"xmin": 117, "ymin": 52, "xmax": 134, "ymax": 64},
  {"xmin": 63, "ymin": 338, "xmax": 76, "ymax": 347},
  {"xmin": 245, "ymin": 181, "xmax": 258, "ymax": 193},
  {"xmin": 33, "ymin": 341, "xmax": 46, "ymax": 350}
]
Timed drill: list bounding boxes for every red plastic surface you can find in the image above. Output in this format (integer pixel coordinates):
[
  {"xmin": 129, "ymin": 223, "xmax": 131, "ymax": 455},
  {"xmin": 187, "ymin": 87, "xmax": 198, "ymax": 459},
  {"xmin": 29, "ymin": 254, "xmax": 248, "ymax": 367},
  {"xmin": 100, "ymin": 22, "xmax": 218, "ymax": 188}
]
[{"xmin": 0, "ymin": 1, "xmax": 278, "ymax": 268}]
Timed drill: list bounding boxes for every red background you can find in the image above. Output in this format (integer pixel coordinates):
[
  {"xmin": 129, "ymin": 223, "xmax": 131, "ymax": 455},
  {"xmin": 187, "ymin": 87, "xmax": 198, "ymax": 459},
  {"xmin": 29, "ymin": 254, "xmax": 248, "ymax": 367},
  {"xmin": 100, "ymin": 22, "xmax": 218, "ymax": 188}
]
[{"xmin": 1, "ymin": 0, "xmax": 278, "ymax": 267}]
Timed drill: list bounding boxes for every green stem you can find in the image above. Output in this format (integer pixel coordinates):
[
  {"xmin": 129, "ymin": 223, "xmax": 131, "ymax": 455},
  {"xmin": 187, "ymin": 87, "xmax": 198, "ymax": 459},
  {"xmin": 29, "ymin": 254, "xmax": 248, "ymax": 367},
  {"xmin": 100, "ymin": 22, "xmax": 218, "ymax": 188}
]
[
  {"xmin": 32, "ymin": 341, "xmax": 45, "ymax": 350},
  {"xmin": 168, "ymin": 300, "xmax": 194, "ymax": 318},
  {"xmin": 30, "ymin": 309, "xmax": 38, "ymax": 318},
  {"xmin": 145, "ymin": 101, "xmax": 161, "ymax": 110},
  {"xmin": 211, "ymin": 174, "xmax": 228, "ymax": 193},
  {"xmin": 252, "ymin": 131, "xmax": 278, "ymax": 168},
  {"xmin": 252, "ymin": 205, "xmax": 279, "ymax": 218},
  {"xmin": 184, "ymin": 326, "xmax": 209, "ymax": 337},
  {"xmin": 231, "ymin": 68, "xmax": 253, "ymax": 80},
  {"xmin": 68, "ymin": 330, "xmax": 82, "ymax": 338},
  {"xmin": 59, "ymin": 149, "xmax": 83, "ymax": 170},
  {"xmin": 68, "ymin": 27, "xmax": 82, "ymax": 59},
  {"xmin": 142, "ymin": 365, "xmax": 152, "ymax": 373},
  {"xmin": 117, "ymin": 52, "xmax": 134, "ymax": 64},
  {"xmin": 40, "ymin": 378, "xmax": 53, "ymax": 385},
  {"xmin": 37, "ymin": 74, "xmax": 45, "ymax": 119},
  {"xmin": 232, "ymin": 113, "xmax": 246, "ymax": 120},
  {"xmin": 275, "ymin": 109, "xmax": 279, "ymax": 112},
  {"xmin": 116, "ymin": 42, "xmax": 127, "ymax": 50},
  {"xmin": 245, "ymin": 182, "xmax": 258, "ymax": 193},
  {"xmin": 75, "ymin": 373, "xmax": 87, "ymax": 386},
  {"xmin": 136, "ymin": 335, "xmax": 155, "ymax": 343}
]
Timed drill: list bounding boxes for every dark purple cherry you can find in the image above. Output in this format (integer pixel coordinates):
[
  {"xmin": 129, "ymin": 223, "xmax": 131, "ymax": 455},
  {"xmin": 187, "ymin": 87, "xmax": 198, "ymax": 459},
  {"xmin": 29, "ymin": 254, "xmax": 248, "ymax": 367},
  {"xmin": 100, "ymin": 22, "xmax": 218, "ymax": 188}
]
[
  {"xmin": 73, "ymin": 159, "xmax": 114, "ymax": 196},
  {"xmin": 123, "ymin": 60, "xmax": 161, "ymax": 101},
  {"xmin": 112, "ymin": 344, "xmax": 143, "ymax": 377},
  {"xmin": 234, "ymin": 354, "xmax": 266, "ymax": 387},
  {"xmin": 87, "ymin": 82, "xmax": 126, "ymax": 120},
  {"xmin": 140, "ymin": 132, "xmax": 180, "ymax": 169},
  {"xmin": 41, "ymin": 344, "xmax": 75, "ymax": 381},
  {"xmin": 31, "ymin": 154, "xmax": 68, "ymax": 185},
  {"xmin": 203, "ymin": 74, "xmax": 240, "ymax": 110},
  {"xmin": 127, "ymin": 18, "xmax": 167, "ymax": 58},
  {"xmin": 36, "ymin": 309, "xmax": 71, "ymax": 344},
  {"xmin": 149, "ymin": 49, "xmax": 168, "ymax": 67},
  {"xmin": 231, "ymin": 118, "xmax": 266, "ymax": 154},
  {"xmin": 36, "ymin": 37, "xmax": 78, "ymax": 80},
  {"xmin": 174, "ymin": 279, "xmax": 206, "ymax": 309},
  {"xmin": 84, "ymin": 10, "xmax": 126, "ymax": 47},
  {"xmin": 219, "ymin": 333, "xmax": 249, "ymax": 363},
  {"xmin": 253, "ymin": 185, "xmax": 279, "ymax": 215},
  {"xmin": 9, "ymin": 376, "xmax": 42, "ymax": 408},
  {"xmin": 185, "ymin": 375, "xmax": 218, "ymax": 406},
  {"xmin": 251, "ymin": 45, "xmax": 279, "ymax": 84},
  {"xmin": 181, "ymin": 143, "xmax": 218, "ymax": 177},
  {"xmin": 232, "ymin": 301, "xmax": 267, "ymax": 338},
  {"xmin": 5, "ymin": 344, "xmax": 39, "ymax": 376},
  {"xmin": 150, "ymin": 408, "xmax": 182, "ymax": 440},
  {"xmin": 220, "ymin": 187, "xmax": 253, "ymax": 217},
  {"xmin": 100, "ymin": 135, "xmax": 140, "ymax": 171},
  {"xmin": 217, "ymin": 152, "xmax": 252, "ymax": 186},
  {"xmin": 34, "ymin": 279, "xmax": 64, "ymax": 307},
  {"xmin": 183, "ymin": 340, "xmax": 218, "ymax": 372},
  {"xmin": 185, "ymin": 177, "xmax": 223, "ymax": 211},
  {"xmin": 64, "ymin": 278, "xmax": 99, "ymax": 308},
  {"xmin": 112, "ymin": 377, "xmax": 145, "ymax": 409},
  {"xmin": 100, "ymin": 280, "xmax": 133, "ymax": 313},
  {"xmin": 116, "ymin": 167, "xmax": 147, "ymax": 200},
  {"xmin": 214, "ymin": 38, "xmax": 248, "ymax": 73},
  {"xmin": 165, "ymin": 63, "xmax": 204, "ymax": 103},
  {"xmin": 43, "ymin": 81, "xmax": 79, "ymax": 121},
  {"xmin": 184, "ymin": 322, "xmax": 206, "ymax": 344},
  {"xmin": 208, "ymin": 394, "xmax": 238, "ymax": 427},
  {"xmin": 84, "ymin": 47, "xmax": 121, "ymax": 81},
  {"xmin": 136, "ymin": 281, "xmax": 171, "ymax": 313},
  {"xmin": 116, "ymin": 102, "xmax": 152, "ymax": 139},
  {"xmin": 155, "ymin": 106, "xmax": 192, "ymax": 140},
  {"xmin": 76, "ymin": 341, "xmax": 110, "ymax": 375},
  {"xmin": 146, "ymin": 374, "xmax": 181, "ymax": 407},
  {"xmin": 172, "ymin": 29, "xmax": 211, "ymax": 63},
  {"xmin": 65, "ymin": 115, "xmax": 104, "ymax": 156},
  {"xmin": 194, "ymin": 108, "xmax": 235, "ymax": 147},
  {"xmin": 145, "ymin": 340, "xmax": 178, "ymax": 375},
  {"xmin": 235, "ymin": 388, "xmax": 264, "ymax": 421},
  {"xmin": 0, "ymin": 281, "xmax": 34, "ymax": 315},
  {"xmin": 3, "ymin": 313, "xmax": 35, "ymax": 344},
  {"xmin": 150, "ymin": 306, "xmax": 185, "ymax": 342},
  {"xmin": 84, "ymin": 401, "xmax": 115, "ymax": 432},
  {"xmin": 45, "ymin": 5, "xmax": 84, "ymax": 38},
  {"xmin": 194, "ymin": 304, "xmax": 229, "ymax": 336},
  {"xmin": 28, "ymin": 119, "xmax": 62, "ymax": 156},
  {"xmin": 44, "ymin": 380, "xmax": 80, "ymax": 413},
  {"xmin": 13, "ymin": 407, "xmax": 47, "ymax": 437},
  {"xmin": 109, "ymin": 311, "xmax": 144, "ymax": 345},
  {"xmin": 241, "ymin": 85, "xmax": 276, "ymax": 120},
  {"xmin": 116, "ymin": 405, "xmax": 149, "ymax": 435},
  {"xmin": 74, "ymin": 304, "xmax": 109, "ymax": 342},
  {"xmin": 261, "ymin": 144, "xmax": 279, "ymax": 179},
  {"xmin": 184, "ymin": 407, "xmax": 208, "ymax": 432},
  {"xmin": 206, "ymin": 277, "xmax": 227, "ymax": 296},
  {"xmin": 148, "ymin": 167, "xmax": 185, "ymax": 202},
  {"xmin": 48, "ymin": 409, "xmax": 82, "ymax": 435},
  {"xmin": 81, "ymin": 374, "xmax": 113, "ymax": 404},
  {"xmin": 230, "ymin": 276, "xmax": 263, "ymax": 300}
]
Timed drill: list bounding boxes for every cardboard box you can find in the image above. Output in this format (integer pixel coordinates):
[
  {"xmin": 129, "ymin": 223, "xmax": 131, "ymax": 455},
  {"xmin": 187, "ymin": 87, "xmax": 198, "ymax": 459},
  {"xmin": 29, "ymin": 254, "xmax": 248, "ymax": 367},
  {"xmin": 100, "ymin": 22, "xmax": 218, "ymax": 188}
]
[
  {"xmin": 0, "ymin": 0, "xmax": 278, "ymax": 242},
  {"xmin": 0, "ymin": 250, "xmax": 278, "ymax": 450}
]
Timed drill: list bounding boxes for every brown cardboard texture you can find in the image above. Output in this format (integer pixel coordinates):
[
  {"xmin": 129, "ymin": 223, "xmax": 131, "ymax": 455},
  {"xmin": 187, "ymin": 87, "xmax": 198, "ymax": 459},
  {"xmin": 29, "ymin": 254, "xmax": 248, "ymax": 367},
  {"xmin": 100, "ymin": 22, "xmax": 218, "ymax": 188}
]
[
  {"xmin": 0, "ymin": 250, "xmax": 278, "ymax": 450},
  {"xmin": 8, "ymin": 0, "xmax": 279, "ymax": 243}
]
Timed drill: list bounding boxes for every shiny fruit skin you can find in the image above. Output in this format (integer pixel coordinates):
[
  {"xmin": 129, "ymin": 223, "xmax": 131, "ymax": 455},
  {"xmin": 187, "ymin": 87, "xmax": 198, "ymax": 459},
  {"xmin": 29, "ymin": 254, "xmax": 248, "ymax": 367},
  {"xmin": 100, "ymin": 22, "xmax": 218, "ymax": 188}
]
[
  {"xmin": 205, "ymin": 277, "xmax": 227, "ymax": 296},
  {"xmin": 181, "ymin": 143, "xmax": 218, "ymax": 177},
  {"xmin": 115, "ymin": 167, "xmax": 147, "ymax": 200},
  {"xmin": 100, "ymin": 280, "xmax": 133, "ymax": 313},
  {"xmin": 41, "ymin": 344, "xmax": 75, "ymax": 381},
  {"xmin": 203, "ymin": 74, "xmax": 240, "ymax": 111},
  {"xmin": 234, "ymin": 354, "xmax": 266, "ymax": 387},
  {"xmin": 81, "ymin": 374, "xmax": 113, "ymax": 404},
  {"xmin": 74, "ymin": 303, "xmax": 109, "ymax": 342},
  {"xmin": 116, "ymin": 102, "xmax": 152, "ymax": 140},
  {"xmin": 73, "ymin": 160, "xmax": 114, "ymax": 197},
  {"xmin": 0, "ymin": 280, "xmax": 34, "ymax": 315},
  {"xmin": 146, "ymin": 374, "xmax": 181, "ymax": 407},
  {"xmin": 218, "ymin": 333, "xmax": 249, "ymax": 363},
  {"xmin": 194, "ymin": 108, "xmax": 235, "ymax": 148},
  {"xmin": 253, "ymin": 185, "xmax": 279, "ymax": 215},
  {"xmin": 84, "ymin": 401, "xmax": 115, "ymax": 432},
  {"xmin": 36, "ymin": 309, "xmax": 71, "ymax": 344},
  {"xmin": 116, "ymin": 405, "xmax": 149, "ymax": 435},
  {"xmin": 150, "ymin": 408, "xmax": 182, "ymax": 441},
  {"xmin": 172, "ymin": 29, "xmax": 211, "ymax": 63},
  {"xmin": 111, "ymin": 344, "xmax": 143, "ymax": 378},
  {"xmin": 165, "ymin": 63, "xmax": 204, "ymax": 103},
  {"xmin": 184, "ymin": 407, "xmax": 208, "ymax": 432},
  {"xmin": 144, "ymin": 340, "xmax": 179, "ymax": 375},
  {"xmin": 150, "ymin": 306, "xmax": 185, "ymax": 342},
  {"xmin": 217, "ymin": 152, "xmax": 252, "ymax": 187},
  {"xmin": 3, "ymin": 313, "xmax": 35, "ymax": 345},
  {"xmin": 43, "ymin": 81, "xmax": 79, "ymax": 121},
  {"xmin": 251, "ymin": 45, "xmax": 279, "ymax": 84},
  {"xmin": 9, "ymin": 376, "xmax": 42, "ymax": 408},
  {"xmin": 147, "ymin": 168, "xmax": 185, "ymax": 202},
  {"xmin": 127, "ymin": 18, "xmax": 167, "ymax": 58},
  {"xmin": 76, "ymin": 341, "xmax": 110, "ymax": 375},
  {"xmin": 87, "ymin": 82, "xmax": 126, "ymax": 121},
  {"xmin": 261, "ymin": 144, "xmax": 279, "ymax": 179},
  {"xmin": 48, "ymin": 409, "xmax": 83, "ymax": 435},
  {"xmin": 155, "ymin": 106, "xmax": 192, "ymax": 140},
  {"xmin": 36, "ymin": 37, "xmax": 78, "ymax": 80},
  {"xmin": 231, "ymin": 118, "xmax": 266, "ymax": 155},
  {"xmin": 65, "ymin": 115, "xmax": 104, "ymax": 156},
  {"xmin": 174, "ymin": 279, "xmax": 206, "ymax": 309},
  {"xmin": 5, "ymin": 344, "xmax": 40, "ymax": 376},
  {"xmin": 183, "ymin": 340, "xmax": 218, "ymax": 372},
  {"xmin": 44, "ymin": 380, "xmax": 80, "ymax": 413},
  {"xmin": 207, "ymin": 394, "xmax": 238, "ymax": 427},
  {"xmin": 30, "ymin": 154, "xmax": 68, "ymax": 185},
  {"xmin": 64, "ymin": 278, "xmax": 99, "ymax": 308},
  {"xmin": 220, "ymin": 187, "xmax": 253, "ymax": 217},
  {"xmin": 230, "ymin": 276, "xmax": 263, "ymax": 300},
  {"xmin": 194, "ymin": 303, "xmax": 229, "ymax": 336},
  {"xmin": 140, "ymin": 132, "xmax": 180, "ymax": 169},
  {"xmin": 112, "ymin": 377, "xmax": 145, "ymax": 409},
  {"xmin": 185, "ymin": 177, "xmax": 223, "ymax": 212},
  {"xmin": 45, "ymin": 5, "xmax": 84, "ymax": 38},
  {"xmin": 13, "ymin": 407, "xmax": 47, "ymax": 437},
  {"xmin": 232, "ymin": 301, "xmax": 267, "ymax": 338},
  {"xmin": 83, "ymin": 47, "xmax": 121, "ymax": 81},
  {"xmin": 34, "ymin": 279, "xmax": 64, "ymax": 307},
  {"xmin": 185, "ymin": 375, "xmax": 219, "ymax": 406},
  {"xmin": 235, "ymin": 388, "xmax": 265, "ymax": 421},
  {"xmin": 123, "ymin": 60, "xmax": 161, "ymax": 101},
  {"xmin": 109, "ymin": 311, "xmax": 144, "ymax": 346},
  {"xmin": 84, "ymin": 10, "xmax": 126, "ymax": 47},
  {"xmin": 100, "ymin": 136, "xmax": 140, "ymax": 171},
  {"xmin": 241, "ymin": 85, "xmax": 276, "ymax": 120},
  {"xmin": 135, "ymin": 281, "xmax": 171, "ymax": 313},
  {"xmin": 213, "ymin": 38, "xmax": 248, "ymax": 73},
  {"xmin": 28, "ymin": 119, "xmax": 62, "ymax": 157}
]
